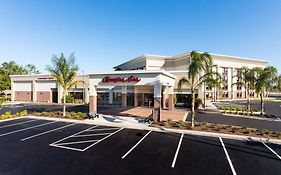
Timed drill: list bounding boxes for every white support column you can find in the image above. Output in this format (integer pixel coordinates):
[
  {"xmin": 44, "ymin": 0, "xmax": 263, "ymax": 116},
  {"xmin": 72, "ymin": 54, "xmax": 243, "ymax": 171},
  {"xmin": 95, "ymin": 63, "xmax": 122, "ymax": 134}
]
[
  {"xmin": 89, "ymin": 85, "xmax": 97, "ymax": 115},
  {"xmin": 84, "ymin": 87, "xmax": 89, "ymax": 104},
  {"xmin": 57, "ymin": 84, "xmax": 63, "ymax": 104},
  {"xmin": 230, "ymin": 68, "xmax": 234, "ymax": 99},
  {"xmin": 227, "ymin": 68, "xmax": 232, "ymax": 99},
  {"xmin": 11, "ymin": 81, "xmax": 14, "ymax": 101},
  {"xmin": 134, "ymin": 86, "xmax": 138, "ymax": 107},
  {"xmin": 153, "ymin": 81, "xmax": 162, "ymax": 122},
  {"xmin": 32, "ymin": 80, "xmax": 36, "ymax": 102},
  {"xmin": 109, "ymin": 88, "xmax": 113, "ymax": 104},
  {"xmin": 162, "ymin": 85, "xmax": 169, "ymax": 109},
  {"xmin": 121, "ymin": 86, "xmax": 127, "ymax": 108},
  {"xmin": 232, "ymin": 68, "xmax": 237, "ymax": 99},
  {"xmin": 168, "ymin": 86, "xmax": 174, "ymax": 111}
]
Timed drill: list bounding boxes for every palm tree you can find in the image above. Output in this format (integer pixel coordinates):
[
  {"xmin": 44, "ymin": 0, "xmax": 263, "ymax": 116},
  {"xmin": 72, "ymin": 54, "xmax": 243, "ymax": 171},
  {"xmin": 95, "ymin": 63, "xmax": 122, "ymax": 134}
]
[
  {"xmin": 278, "ymin": 75, "xmax": 281, "ymax": 92},
  {"xmin": 253, "ymin": 66, "xmax": 277, "ymax": 115},
  {"xmin": 178, "ymin": 51, "xmax": 214, "ymax": 128},
  {"xmin": 203, "ymin": 72, "xmax": 222, "ymax": 105},
  {"xmin": 232, "ymin": 67, "xmax": 255, "ymax": 110},
  {"xmin": 46, "ymin": 53, "xmax": 80, "ymax": 117}
]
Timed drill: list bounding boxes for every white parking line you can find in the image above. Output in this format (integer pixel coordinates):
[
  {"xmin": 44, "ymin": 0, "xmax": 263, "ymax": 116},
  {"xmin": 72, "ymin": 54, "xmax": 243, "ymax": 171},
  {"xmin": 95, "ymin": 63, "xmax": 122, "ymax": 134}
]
[
  {"xmin": 171, "ymin": 133, "xmax": 184, "ymax": 168},
  {"xmin": 49, "ymin": 144, "xmax": 84, "ymax": 152},
  {"xmin": 55, "ymin": 139, "xmax": 99, "ymax": 146},
  {"xmin": 82, "ymin": 127, "xmax": 124, "ymax": 152},
  {"xmin": 21, "ymin": 123, "xmax": 77, "ymax": 141},
  {"xmin": 0, "ymin": 119, "xmax": 37, "ymax": 129},
  {"xmin": 261, "ymin": 141, "xmax": 281, "ymax": 160},
  {"xmin": 219, "ymin": 137, "xmax": 237, "ymax": 175},
  {"xmin": 121, "ymin": 130, "xmax": 152, "ymax": 159},
  {"xmin": 0, "ymin": 121, "xmax": 58, "ymax": 137},
  {"xmin": 88, "ymin": 128, "xmax": 119, "ymax": 131},
  {"xmin": 73, "ymin": 133, "xmax": 111, "ymax": 137},
  {"xmin": 50, "ymin": 125, "xmax": 99, "ymax": 145}
]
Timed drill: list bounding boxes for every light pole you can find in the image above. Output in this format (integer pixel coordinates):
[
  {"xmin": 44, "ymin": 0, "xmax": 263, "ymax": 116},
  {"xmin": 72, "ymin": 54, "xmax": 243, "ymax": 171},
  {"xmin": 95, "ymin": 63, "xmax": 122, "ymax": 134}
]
[{"xmin": 81, "ymin": 70, "xmax": 85, "ymax": 104}]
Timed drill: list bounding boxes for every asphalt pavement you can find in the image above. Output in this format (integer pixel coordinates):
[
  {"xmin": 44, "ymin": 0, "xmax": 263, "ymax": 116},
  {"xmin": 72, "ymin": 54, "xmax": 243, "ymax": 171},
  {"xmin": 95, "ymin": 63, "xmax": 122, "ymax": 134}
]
[{"xmin": 0, "ymin": 117, "xmax": 280, "ymax": 175}]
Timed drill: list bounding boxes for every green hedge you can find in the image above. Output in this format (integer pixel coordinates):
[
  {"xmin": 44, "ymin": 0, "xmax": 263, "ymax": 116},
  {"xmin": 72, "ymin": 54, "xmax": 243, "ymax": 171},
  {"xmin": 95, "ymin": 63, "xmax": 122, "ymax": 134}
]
[
  {"xmin": 32, "ymin": 111, "xmax": 87, "ymax": 120},
  {"xmin": 0, "ymin": 110, "xmax": 28, "ymax": 120}
]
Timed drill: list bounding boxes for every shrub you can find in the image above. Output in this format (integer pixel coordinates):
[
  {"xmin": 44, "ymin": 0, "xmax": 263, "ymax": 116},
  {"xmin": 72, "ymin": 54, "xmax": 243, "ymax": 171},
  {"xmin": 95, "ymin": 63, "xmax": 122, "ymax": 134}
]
[
  {"xmin": 221, "ymin": 125, "xmax": 227, "ymax": 130},
  {"xmin": 164, "ymin": 120, "xmax": 172, "ymax": 128},
  {"xmin": 3, "ymin": 112, "xmax": 12, "ymax": 119},
  {"xmin": 177, "ymin": 120, "xmax": 185, "ymax": 126},
  {"xmin": 173, "ymin": 122, "xmax": 181, "ymax": 128},
  {"xmin": 243, "ymin": 129, "xmax": 251, "ymax": 134},
  {"xmin": 230, "ymin": 127, "xmax": 239, "ymax": 133},
  {"xmin": 236, "ymin": 106, "xmax": 242, "ymax": 111},
  {"xmin": 195, "ymin": 98, "xmax": 203, "ymax": 109},
  {"xmin": 19, "ymin": 110, "xmax": 28, "ymax": 116},
  {"xmin": 64, "ymin": 114, "xmax": 70, "ymax": 119},
  {"xmin": 219, "ymin": 105, "xmax": 225, "ymax": 110},
  {"xmin": 61, "ymin": 94, "xmax": 74, "ymax": 103},
  {"xmin": 257, "ymin": 129, "xmax": 269, "ymax": 136},
  {"xmin": 250, "ymin": 110, "xmax": 254, "ymax": 116},
  {"xmin": 274, "ymin": 131, "xmax": 281, "ymax": 139},
  {"xmin": 201, "ymin": 121, "xmax": 207, "ymax": 126},
  {"xmin": 167, "ymin": 118, "xmax": 172, "ymax": 123}
]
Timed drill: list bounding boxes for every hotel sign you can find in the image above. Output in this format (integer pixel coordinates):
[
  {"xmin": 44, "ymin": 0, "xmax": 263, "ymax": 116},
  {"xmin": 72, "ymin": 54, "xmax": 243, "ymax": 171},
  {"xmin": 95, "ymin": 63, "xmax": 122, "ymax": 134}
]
[
  {"xmin": 102, "ymin": 76, "xmax": 141, "ymax": 83},
  {"xmin": 38, "ymin": 77, "xmax": 54, "ymax": 80}
]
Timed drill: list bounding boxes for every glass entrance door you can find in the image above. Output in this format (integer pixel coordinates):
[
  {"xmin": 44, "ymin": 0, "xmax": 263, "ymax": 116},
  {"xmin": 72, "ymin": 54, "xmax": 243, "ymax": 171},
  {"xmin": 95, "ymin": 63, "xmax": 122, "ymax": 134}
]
[{"xmin": 144, "ymin": 93, "xmax": 154, "ymax": 107}]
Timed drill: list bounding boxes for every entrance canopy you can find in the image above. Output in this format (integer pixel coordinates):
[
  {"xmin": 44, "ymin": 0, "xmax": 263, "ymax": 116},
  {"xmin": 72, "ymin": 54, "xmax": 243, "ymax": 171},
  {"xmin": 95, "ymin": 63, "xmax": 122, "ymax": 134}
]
[{"xmin": 88, "ymin": 70, "xmax": 177, "ymax": 122}]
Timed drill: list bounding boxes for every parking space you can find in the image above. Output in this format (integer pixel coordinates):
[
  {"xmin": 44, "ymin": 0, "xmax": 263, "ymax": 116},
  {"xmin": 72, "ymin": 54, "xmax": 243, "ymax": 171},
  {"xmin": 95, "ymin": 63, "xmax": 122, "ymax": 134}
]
[
  {"xmin": 222, "ymin": 138, "xmax": 281, "ymax": 175},
  {"xmin": 174, "ymin": 135, "xmax": 233, "ymax": 174},
  {"xmin": 0, "ymin": 117, "xmax": 280, "ymax": 175}
]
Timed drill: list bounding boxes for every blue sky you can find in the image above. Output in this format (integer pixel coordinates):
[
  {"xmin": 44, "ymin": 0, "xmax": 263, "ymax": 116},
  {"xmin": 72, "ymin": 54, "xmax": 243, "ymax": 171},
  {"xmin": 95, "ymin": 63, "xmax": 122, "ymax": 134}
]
[{"xmin": 0, "ymin": 0, "xmax": 280, "ymax": 74}]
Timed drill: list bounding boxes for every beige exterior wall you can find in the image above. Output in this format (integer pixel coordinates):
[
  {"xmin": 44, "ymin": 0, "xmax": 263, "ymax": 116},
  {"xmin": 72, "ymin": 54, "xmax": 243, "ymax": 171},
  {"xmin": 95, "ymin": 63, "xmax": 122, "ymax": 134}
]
[
  {"xmin": 10, "ymin": 51, "xmax": 268, "ymax": 104},
  {"xmin": 10, "ymin": 74, "xmax": 89, "ymax": 103},
  {"xmin": 113, "ymin": 51, "xmax": 268, "ymax": 100}
]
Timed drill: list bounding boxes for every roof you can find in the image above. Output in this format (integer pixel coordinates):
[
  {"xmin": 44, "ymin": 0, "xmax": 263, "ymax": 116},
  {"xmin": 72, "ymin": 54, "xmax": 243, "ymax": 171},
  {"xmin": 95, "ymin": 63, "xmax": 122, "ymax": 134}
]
[
  {"xmin": 113, "ymin": 54, "xmax": 170, "ymax": 69},
  {"xmin": 170, "ymin": 51, "xmax": 269, "ymax": 63},
  {"xmin": 113, "ymin": 51, "xmax": 269, "ymax": 69}
]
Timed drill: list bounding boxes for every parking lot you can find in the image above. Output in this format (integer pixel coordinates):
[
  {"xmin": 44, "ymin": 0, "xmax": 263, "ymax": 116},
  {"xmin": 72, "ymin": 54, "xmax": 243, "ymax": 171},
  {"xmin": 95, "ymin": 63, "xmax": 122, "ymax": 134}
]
[{"xmin": 0, "ymin": 117, "xmax": 280, "ymax": 175}]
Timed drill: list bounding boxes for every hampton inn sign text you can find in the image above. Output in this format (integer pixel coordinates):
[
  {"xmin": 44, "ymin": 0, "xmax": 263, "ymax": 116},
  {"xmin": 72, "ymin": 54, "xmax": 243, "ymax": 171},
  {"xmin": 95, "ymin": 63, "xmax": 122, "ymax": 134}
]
[{"xmin": 102, "ymin": 76, "xmax": 141, "ymax": 83}]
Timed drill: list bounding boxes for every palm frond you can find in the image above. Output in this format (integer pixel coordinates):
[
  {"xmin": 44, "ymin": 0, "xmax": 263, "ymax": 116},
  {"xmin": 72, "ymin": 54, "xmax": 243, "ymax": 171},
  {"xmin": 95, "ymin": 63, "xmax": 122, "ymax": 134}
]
[{"xmin": 178, "ymin": 78, "xmax": 190, "ymax": 92}]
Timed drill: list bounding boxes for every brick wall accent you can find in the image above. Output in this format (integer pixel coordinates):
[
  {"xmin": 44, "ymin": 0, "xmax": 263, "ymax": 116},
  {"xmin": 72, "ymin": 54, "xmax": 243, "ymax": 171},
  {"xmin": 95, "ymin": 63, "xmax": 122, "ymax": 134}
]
[
  {"xmin": 14, "ymin": 91, "xmax": 32, "ymax": 102},
  {"xmin": 36, "ymin": 91, "xmax": 51, "ymax": 103}
]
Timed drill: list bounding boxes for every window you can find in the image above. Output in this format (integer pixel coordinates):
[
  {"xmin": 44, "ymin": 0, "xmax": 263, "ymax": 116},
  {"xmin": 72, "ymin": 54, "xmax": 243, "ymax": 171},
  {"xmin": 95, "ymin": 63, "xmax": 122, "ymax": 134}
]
[
  {"xmin": 222, "ymin": 67, "xmax": 228, "ymax": 76},
  {"xmin": 236, "ymin": 92, "xmax": 242, "ymax": 98},
  {"xmin": 222, "ymin": 92, "xmax": 228, "ymax": 98},
  {"xmin": 223, "ymin": 84, "xmax": 228, "ymax": 90}
]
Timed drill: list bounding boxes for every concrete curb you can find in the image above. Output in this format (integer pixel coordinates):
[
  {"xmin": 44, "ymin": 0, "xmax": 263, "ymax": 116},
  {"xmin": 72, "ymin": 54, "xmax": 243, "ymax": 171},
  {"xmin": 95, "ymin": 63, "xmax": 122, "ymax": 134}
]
[
  {"xmin": 26, "ymin": 115, "xmax": 281, "ymax": 145},
  {"xmin": 222, "ymin": 113, "xmax": 281, "ymax": 122},
  {"xmin": 0, "ymin": 117, "xmax": 26, "ymax": 123},
  {"xmin": 157, "ymin": 127, "xmax": 281, "ymax": 145}
]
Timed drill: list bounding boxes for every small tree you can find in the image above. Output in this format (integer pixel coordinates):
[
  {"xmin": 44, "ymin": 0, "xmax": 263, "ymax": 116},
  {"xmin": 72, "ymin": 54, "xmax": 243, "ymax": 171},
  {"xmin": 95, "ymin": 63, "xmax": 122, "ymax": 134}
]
[
  {"xmin": 178, "ymin": 51, "xmax": 217, "ymax": 128},
  {"xmin": 46, "ymin": 53, "xmax": 81, "ymax": 117},
  {"xmin": 253, "ymin": 66, "xmax": 277, "ymax": 115},
  {"xmin": 232, "ymin": 67, "xmax": 255, "ymax": 111},
  {"xmin": 203, "ymin": 70, "xmax": 221, "ymax": 105}
]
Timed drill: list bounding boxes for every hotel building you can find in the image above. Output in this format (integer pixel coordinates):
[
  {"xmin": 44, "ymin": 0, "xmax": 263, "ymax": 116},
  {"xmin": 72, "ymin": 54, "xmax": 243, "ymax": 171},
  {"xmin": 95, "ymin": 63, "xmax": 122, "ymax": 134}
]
[{"xmin": 10, "ymin": 51, "xmax": 268, "ymax": 121}]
